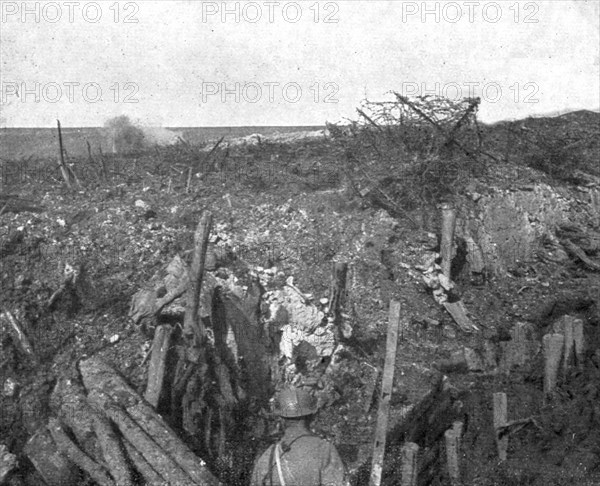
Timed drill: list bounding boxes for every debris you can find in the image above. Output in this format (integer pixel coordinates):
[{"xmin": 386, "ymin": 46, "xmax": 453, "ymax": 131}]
[
  {"xmin": 0, "ymin": 444, "xmax": 18, "ymax": 484},
  {"xmin": 2, "ymin": 377, "xmax": 18, "ymax": 397},
  {"xmin": 443, "ymin": 301, "xmax": 479, "ymax": 333},
  {"xmin": 562, "ymin": 239, "xmax": 600, "ymax": 271}
]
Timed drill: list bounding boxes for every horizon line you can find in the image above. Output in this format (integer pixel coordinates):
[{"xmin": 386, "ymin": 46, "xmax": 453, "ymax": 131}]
[{"xmin": 1, "ymin": 108, "xmax": 599, "ymax": 130}]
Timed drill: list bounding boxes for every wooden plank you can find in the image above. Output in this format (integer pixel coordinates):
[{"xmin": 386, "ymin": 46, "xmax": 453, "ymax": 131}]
[
  {"xmin": 443, "ymin": 300, "xmax": 479, "ymax": 333},
  {"xmin": 369, "ymin": 300, "xmax": 401, "ymax": 486}
]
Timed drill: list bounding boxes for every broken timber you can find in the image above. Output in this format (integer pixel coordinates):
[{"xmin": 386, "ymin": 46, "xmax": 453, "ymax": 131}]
[
  {"xmin": 369, "ymin": 300, "xmax": 401, "ymax": 486},
  {"xmin": 144, "ymin": 324, "xmax": 174, "ymax": 408},
  {"xmin": 184, "ymin": 211, "xmax": 213, "ymax": 347},
  {"xmin": 443, "ymin": 300, "xmax": 479, "ymax": 333},
  {"xmin": 79, "ymin": 356, "xmax": 220, "ymax": 485}
]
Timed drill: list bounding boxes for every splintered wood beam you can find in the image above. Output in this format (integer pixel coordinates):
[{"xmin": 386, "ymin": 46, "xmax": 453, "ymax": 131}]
[
  {"xmin": 369, "ymin": 300, "xmax": 401, "ymax": 486},
  {"xmin": 183, "ymin": 211, "xmax": 213, "ymax": 346},
  {"xmin": 48, "ymin": 418, "xmax": 115, "ymax": 486}
]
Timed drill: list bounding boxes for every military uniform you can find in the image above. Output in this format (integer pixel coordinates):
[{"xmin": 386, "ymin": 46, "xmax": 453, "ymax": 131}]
[
  {"xmin": 250, "ymin": 421, "xmax": 347, "ymax": 486},
  {"xmin": 250, "ymin": 387, "xmax": 348, "ymax": 486}
]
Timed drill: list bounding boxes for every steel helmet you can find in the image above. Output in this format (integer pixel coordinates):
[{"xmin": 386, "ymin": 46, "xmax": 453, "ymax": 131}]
[{"xmin": 274, "ymin": 387, "xmax": 318, "ymax": 418}]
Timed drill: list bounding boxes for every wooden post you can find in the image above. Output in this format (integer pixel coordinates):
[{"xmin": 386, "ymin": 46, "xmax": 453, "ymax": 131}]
[
  {"xmin": 57, "ymin": 120, "xmax": 73, "ymax": 188},
  {"xmin": 400, "ymin": 442, "xmax": 419, "ymax": 486},
  {"xmin": 562, "ymin": 318, "xmax": 574, "ymax": 372},
  {"xmin": 369, "ymin": 300, "xmax": 401, "ymax": 486},
  {"xmin": 185, "ymin": 166, "xmax": 193, "ymax": 193},
  {"xmin": 543, "ymin": 333, "xmax": 564, "ymax": 398},
  {"xmin": 144, "ymin": 324, "xmax": 174, "ymax": 408},
  {"xmin": 445, "ymin": 420, "xmax": 463, "ymax": 485},
  {"xmin": 572, "ymin": 318, "xmax": 584, "ymax": 366},
  {"xmin": 183, "ymin": 212, "xmax": 213, "ymax": 348},
  {"xmin": 493, "ymin": 392, "xmax": 508, "ymax": 461},
  {"xmin": 440, "ymin": 203, "xmax": 457, "ymax": 279},
  {"xmin": 328, "ymin": 262, "xmax": 348, "ymax": 335}
]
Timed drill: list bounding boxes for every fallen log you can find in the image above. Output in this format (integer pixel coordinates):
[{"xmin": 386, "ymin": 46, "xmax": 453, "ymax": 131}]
[
  {"xmin": 48, "ymin": 418, "xmax": 115, "ymax": 486},
  {"xmin": 79, "ymin": 356, "xmax": 220, "ymax": 485},
  {"xmin": 144, "ymin": 324, "xmax": 174, "ymax": 408}
]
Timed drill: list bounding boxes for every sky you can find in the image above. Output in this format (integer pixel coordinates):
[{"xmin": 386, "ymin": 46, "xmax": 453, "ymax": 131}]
[{"xmin": 0, "ymin": 0, "xmax": 599, "ymax": 127}]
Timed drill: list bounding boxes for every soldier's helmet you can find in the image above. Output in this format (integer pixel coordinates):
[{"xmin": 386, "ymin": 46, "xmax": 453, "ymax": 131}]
[{"xmin": 274, "ymin": 387, "xmax": 318, "ymax": 418}]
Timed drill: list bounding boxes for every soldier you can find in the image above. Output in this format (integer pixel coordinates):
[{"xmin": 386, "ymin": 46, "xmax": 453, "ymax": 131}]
[{"xmin": 250, "ymin": 386, "xmax": 348, "ymax": 486}]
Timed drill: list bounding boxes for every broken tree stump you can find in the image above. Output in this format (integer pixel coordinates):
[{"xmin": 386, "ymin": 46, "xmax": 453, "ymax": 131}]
[
  {"xmin": 543, "ymin": 333, "xmax": 564, "ymax": 398},
  {"xmin": 400, "ymin": 442, "xmax": 419, "ymax": 486},
  {"xmin": 493, "ymin": 392, "xmax": 508, "ymax": 461},
  {"xmin": 144, "ymin": 324, "xmax": 174, "ymax": 408},
  {"xmin": 184, "ymin": 211, "xmax": 213, "ymax": 348},
  {"xmin": 79, "ymin": 357, "xmax": 220, "ymax": 485},
  {"xmin": 440, "ymin": 203, "xmax": 457, "ymax": 279},
  {"xmin": 48, "ymin": 418, "xmax": 115, "ymax": 486},
  {"xmin": 369, "ymin": 300, "xmax": 401, "ymax": 486},
  {"xmin": 444, "ymin": 420, "xmax": 463, "ymax": 485}
]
